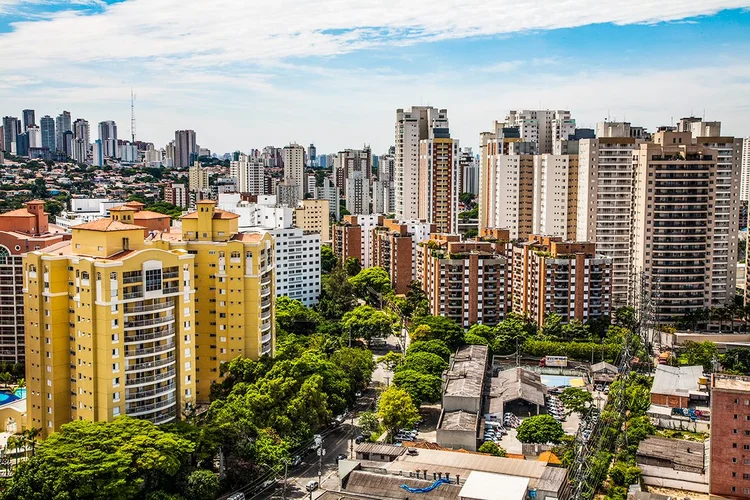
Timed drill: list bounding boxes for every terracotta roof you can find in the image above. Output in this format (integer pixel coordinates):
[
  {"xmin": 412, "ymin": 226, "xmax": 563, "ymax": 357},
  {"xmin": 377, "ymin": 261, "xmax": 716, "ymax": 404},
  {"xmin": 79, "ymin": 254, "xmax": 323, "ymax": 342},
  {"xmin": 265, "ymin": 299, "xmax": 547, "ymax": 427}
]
[
  {"xmin": 537, "ymin": 451, "xmax": 562, "ymax": 465},
  {"xmin": 72, "ymin": 219, "xmax": 145, "ymax": 232},
  {"xmin": 124, "ymin": 201, "xmax": 145, "ymax": 208},
  {"xmin": 108, "ymin": 205, "xmax": 135, "ymax": 212},
  {"xmin": 232, "ymin": 233, "xmax": 262, "ymax": 242},
  {"xmin": 181, "ymin": 209, "xmax": 240, "ymax": 220},
  {"xmin": 28, "ymin": 199, "xmax": 46, "ymax": 204},
  {"xmin": 134, "ymin": 211, "xmax": 170, "ymax": 220},
  {"xmin": 0, "ymin": 208, "xmax": 35, "ymax": 218}
]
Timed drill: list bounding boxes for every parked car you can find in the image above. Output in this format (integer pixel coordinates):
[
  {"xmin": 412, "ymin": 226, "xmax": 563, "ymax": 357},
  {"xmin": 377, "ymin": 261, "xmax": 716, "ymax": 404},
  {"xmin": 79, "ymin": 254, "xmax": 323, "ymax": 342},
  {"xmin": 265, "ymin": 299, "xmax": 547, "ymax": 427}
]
[
  {"xmin": 355, "ymin": 435, "xmax": 365, "ymax": 444},
  {"xmin": 406, "ymin": 448, "xmax": 419, "ymax": 456},
  {"xmin": 306, "ymin": 480, "xmax": 319, "ymax": 492},
  {"xmin": 336, "ymin": 453, "xmax": 348, "ymax": 464},
  {"xmin": 290, "ymin": 455, "xmax": 303, "ymax": 467}
]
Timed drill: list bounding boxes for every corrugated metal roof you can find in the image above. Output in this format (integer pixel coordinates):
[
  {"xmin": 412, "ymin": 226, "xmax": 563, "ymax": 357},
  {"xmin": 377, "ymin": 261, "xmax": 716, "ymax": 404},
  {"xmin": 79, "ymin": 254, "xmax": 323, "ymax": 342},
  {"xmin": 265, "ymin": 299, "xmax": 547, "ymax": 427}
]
[
  {"xmin": 458, "ymin": 471, "xmax": 528, "ymax": 500},
  {"xmin": 650, "ymin": 365, "xmax": 703, "ymax": 397},
  {"xmin": 356, "ymin": 443, "xmax": 405, "ymax": 457},
  {"xmin": 636, "ymin": 436, "xmax": 705, "ymax": 472}
]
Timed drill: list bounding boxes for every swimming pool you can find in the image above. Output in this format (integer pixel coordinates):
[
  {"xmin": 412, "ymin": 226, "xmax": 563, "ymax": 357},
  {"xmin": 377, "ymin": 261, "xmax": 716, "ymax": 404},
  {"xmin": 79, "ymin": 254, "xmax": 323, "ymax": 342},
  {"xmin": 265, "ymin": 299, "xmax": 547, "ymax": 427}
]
[
  {"xmin": 0, "ymin": 391, "xmax": 19, "ymax": 406},
  {"xmin": 540, "ymin": 375, "xmax": 585, "ymax": 388},
  {"xmin": 14, "ymin": 388, "xmax": 25, "ymax": 399}
]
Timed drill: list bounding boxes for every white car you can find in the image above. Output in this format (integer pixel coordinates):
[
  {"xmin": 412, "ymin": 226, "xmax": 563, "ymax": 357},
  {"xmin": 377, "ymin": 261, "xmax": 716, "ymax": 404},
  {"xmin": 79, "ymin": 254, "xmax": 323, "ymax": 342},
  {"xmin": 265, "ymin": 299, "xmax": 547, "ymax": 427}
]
[{"xmin": 306, "ymin": 480, "xmax": 319, "ymax": 492}]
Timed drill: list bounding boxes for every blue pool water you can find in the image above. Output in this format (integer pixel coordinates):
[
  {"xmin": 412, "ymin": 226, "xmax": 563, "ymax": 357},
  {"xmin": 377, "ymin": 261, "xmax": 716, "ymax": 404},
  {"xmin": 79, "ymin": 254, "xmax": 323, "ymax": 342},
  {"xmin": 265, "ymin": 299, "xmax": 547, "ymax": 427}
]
[
  {"xmin": 14, "ymin": 388, "xmax": 25, "ymax": 399},
  {"xmin": 540, "ymin": 375, "xmax": 576, "ymax": 388},
  {"xmin": 0, "ymin": 391, "xmax": 19, "ymax": 406}
]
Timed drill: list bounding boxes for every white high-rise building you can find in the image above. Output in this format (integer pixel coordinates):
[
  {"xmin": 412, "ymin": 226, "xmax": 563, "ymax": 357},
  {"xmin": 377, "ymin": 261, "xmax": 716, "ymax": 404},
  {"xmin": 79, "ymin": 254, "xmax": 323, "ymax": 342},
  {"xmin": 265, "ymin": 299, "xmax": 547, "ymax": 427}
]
[
  {"xmin": 741, "ymin": 137, "xmax": 750, "ymax": 202},
  {"xmin": 487, "ymin": 153, "xmax": 534, "ymax": 239},
  {"xmin": 394, "ymin": 107, "xmax": 448, "ymax": 219},
  {"xmin": 55, "ymin": 111, "xmax": 71, "ymax": 153},
  {"xmin": 230, "ymin": 153, "xmax": 265, "ymax": 195},
  {"xmin": 334, "ymin": 148, "xmax": 371, "ymax": 194},
  {"xmin": 98, "ymin": 120, "xmax": 117, "ymax": 158},
  {"xmin": 346, "ymin": 170, "xmax": 371, "ymax": 215},
  {"xmin": 506, "ymin": 110, "xmax": 575, "ymax": 154},
  {"xmin": 27, "ymin": 125, "xmax": 41, "ymax": 148},
  {"xmin": 216, "ymin": 193, "xmax": 321, "ymax": 306},
  {"xmin": 319, "ymin": 177, "xmax": 340, "ymax": 221},
  {"xmin": 576, "ymin": 131, "xmax": 640, "ymax": 307},
  {"xmin": 531, "ymin": 154, "xmax": 578, "ymax": 240},
  {"xmin": 282, "ymin": 143, "xmax": 305, "ymax": 200}
]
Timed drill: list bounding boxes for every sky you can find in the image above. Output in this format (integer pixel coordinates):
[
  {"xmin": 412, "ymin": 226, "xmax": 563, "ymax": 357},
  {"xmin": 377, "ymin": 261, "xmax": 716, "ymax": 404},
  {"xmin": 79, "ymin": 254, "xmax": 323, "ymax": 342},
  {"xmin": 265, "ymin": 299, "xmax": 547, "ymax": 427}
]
[{"xmin": 1, "ymin": 0, "xmax": 749, "ymax": 155}]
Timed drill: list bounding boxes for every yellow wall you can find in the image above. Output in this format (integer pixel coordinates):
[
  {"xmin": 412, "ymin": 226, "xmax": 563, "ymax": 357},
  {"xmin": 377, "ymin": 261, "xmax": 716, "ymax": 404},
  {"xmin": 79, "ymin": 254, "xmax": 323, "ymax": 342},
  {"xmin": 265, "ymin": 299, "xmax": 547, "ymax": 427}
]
[{"xmin": 295, "ymin": 199, "xmax": 331, "ymax": 242}]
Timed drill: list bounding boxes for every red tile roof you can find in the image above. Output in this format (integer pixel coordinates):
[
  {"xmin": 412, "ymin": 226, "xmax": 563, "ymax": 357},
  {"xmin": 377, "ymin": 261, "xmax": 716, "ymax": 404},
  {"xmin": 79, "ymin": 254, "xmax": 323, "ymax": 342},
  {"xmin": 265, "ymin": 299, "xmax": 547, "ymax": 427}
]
[{"xmin": 72, "ymin": 219, "xmax": 145, "ymax": 232}]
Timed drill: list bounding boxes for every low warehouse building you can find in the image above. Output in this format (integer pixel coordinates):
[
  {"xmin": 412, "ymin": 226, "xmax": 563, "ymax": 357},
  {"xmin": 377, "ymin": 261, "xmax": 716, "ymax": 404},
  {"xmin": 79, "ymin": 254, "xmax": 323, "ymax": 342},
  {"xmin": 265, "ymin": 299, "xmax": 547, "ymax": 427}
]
[
  {"xmin": 436, "ymin": 410, "xmax": 479, "ymax": 452},
  {"xmin": 487, "ymin": 367, "xmax": 547, "ymax": 419},
  {"xmin": 635, "ymin": 436, "xmax": 708, "ymax": 493}
]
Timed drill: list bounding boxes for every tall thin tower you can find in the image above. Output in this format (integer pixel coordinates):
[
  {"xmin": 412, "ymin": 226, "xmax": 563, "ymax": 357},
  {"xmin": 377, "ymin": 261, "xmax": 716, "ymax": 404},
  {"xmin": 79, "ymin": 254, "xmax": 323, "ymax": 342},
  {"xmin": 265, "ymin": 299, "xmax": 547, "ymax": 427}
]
[{"xmin": 130, "ymin": 89, "xmax": 136, "ymax": 143}]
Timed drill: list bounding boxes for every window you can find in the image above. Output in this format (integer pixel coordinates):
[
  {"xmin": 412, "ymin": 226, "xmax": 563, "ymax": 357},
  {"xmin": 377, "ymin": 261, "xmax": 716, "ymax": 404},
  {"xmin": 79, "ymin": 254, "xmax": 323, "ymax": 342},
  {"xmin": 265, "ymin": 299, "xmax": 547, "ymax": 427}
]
[{"xmin": 145, "ymin": 269, "xmax": 162, "ymax": 292}]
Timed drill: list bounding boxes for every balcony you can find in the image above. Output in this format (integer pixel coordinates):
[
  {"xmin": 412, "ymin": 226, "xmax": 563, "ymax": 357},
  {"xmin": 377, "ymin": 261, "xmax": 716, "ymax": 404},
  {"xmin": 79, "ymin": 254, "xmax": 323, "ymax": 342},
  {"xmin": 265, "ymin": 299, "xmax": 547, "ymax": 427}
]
[
  {"xmin": 123, "ymin": 275, "xmax": 142, "ymax": 284},
  {"xmin": 125, "ymin": 326, "xmax": 175, "ymax": 343},
  {"xmin": 126, "ymin": 368, "xmax": 176, "ymax": 386},
  {"xmin": 126, "ymin": 394, "xmax": 176, "ymax": 416},
  {"xmin": 126, "ymin": 356, "xmax": 176, "ymax": 373},
  {"xmin": 125, "ymin": 301, "xmax": 174, "ymax": 315},
  {"xmin": 162, "ymin": 285, "xmax": 179, "ymax": 295},
  {"xmin": 125, "ymin": 314, "xmax": 175, "ymax": 329},
  {"xmin": 126, "ymin": 382, "xmax": 176, "ymax": 402},
  {"xmin": 162, "ymin": 271, "xmax": 179, "ymax": 280},
  {"xmin": 123, "ymin": 291, "xmax": 144, "ymax": 300},
  {"xmin": 125, "ymin": 341, "xmax": 176, "ymax": 358},
  {"xmin": 147, "ymin": 409, "xmax": 177, "ymax": 425}
]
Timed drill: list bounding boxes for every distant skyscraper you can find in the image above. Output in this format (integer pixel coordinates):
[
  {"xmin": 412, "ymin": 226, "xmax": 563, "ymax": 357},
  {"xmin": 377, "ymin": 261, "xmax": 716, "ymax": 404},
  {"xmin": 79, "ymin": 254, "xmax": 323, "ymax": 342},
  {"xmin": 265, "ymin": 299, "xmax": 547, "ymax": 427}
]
[
  {"xmin": 92, "ymin": 139, "xmax": 103, "ymax": 166},
  {"xmin": 22, "ymin": 109, "xmax": 35, "ymax": 130},
  {"xmin": 282, "ymin": 143, "xmax": 305, "ymax": 200},
  {"xmin": 334, "ymin": 147, "xmax": 372, "ymax": 195},
  {"xmin": 98, "ymin": 120, "xmax": 117, "ymax": 158},
  {"xmin": 62, "ymin": 130, "xmax": 73, "ymax": 157},
  {"xmin": 174, "ymin": 129, "xmax": 197, "ymax": 168},
  {"xmin": 308, "ymin": 143, "xmax": 317, "ymax": 166},
  {"xmin": 230, "ymin": 154, "xmax": 265, "ymax": 195},
  {"xmin": 418, "ymin": 124, "xmax": 460, "ymax": 233},
  {"xmin": 40, "ymin": 115, "xmax": 55, "ymax": 151},
  {"xmin": 27, "ymin": 125, "xmax": 41, "ymax": 149},
  {"xmin": 2, "ymin": 117, "xmax": 18, "ymax": 154},
  {"xmin": 73, "ymin": 119, "xmax": 90, "ymax": 146},
  {"xmin": 741, "ymin": 137, "xmax": 750, "ymax": 202},
  {"xmin": 505, "ymin": 109, "xmax": 575, "ymax": 154},
  {"xmin": 55, "ymin": 111, "xmax": 71, "ymax": 153},
  {"xmin": 395, "ymin": 106, "xmax": 448, "ymax": 219},
  {"xmin": 16, "ymin": 132, "xmax": 29, "ymax": 157}
]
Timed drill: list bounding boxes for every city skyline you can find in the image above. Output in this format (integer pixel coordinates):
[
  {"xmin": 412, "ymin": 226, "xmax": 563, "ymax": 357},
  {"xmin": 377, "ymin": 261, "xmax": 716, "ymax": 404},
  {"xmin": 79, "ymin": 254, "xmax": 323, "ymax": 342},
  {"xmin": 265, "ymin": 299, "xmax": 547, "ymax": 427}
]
[{"xmin": 0, "ymin": 2, "xmax": 748, "ymax": 153}]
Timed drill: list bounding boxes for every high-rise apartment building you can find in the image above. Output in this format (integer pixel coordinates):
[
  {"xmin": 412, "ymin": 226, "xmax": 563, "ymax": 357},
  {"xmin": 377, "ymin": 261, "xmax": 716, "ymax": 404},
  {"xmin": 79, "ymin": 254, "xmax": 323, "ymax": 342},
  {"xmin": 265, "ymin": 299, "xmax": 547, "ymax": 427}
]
[
  {"xmin": 188, "ymin": 162, "xmax": 209, "ymax": 193},
  {"xmin": 418, "ymin": 125, "xmax": 459, "ymax": 234},
  {"xmin": 98, "ymin": 120, "xmax": 117, "ymax": 158},
  {"xmin": 308, "ymin": 143, "xmax": 316, "ymax": 166},
  {"xmin": 2, "ymin": 117, "xmax": 18, "ymax": 154},
  {"xmin": 460, "ymin": 148, "xmax": 479, "ymax": 196},
  {"xmin": 0, "ymin": 201, "xmax": 67, "ymax": 364},
  {"xmin": 576, "ymin": 134, "xmax": 639, "ymax": 308},
  {"xmin": 24, "ymin": 215, "xmax": 196, "ymax": 437},
  {"xmin": 294, "ymin": 199, "xmax": 331, "ymax": 242},
  {"xmin": 56, "ymin": 111, "xmax": 72, "ymax": 153},
  {"xmin": 22, "ymin": 109, "xmax": 35, "ymax": 130},
  {"xmin": 333, "ymin": 215, "xmax": 383, "ymax": 269},
  {"xmin": 40, "ymin": 115, "xmax": 55, "ymax": 151},
  {"xmin": 174, "ymin": 130, "xmax": 197, "ymax": 169},
  {"xmin": 345, "ymin": 171, "xmax": 371, "ymax": 215},
  {"xmin": 73, "ymin": 119, "xmax": 90, "ymax": 146},
  {"xmin": 631, "ymin": 130, "xmax": 736, "ymax": 321},
  {"xmin": 709, "ymin": 374, "xmax": 750, "ymax": 499},
  {"xmin": 511, "ymin": 235, "xmax": 611, "ymax": 325},
  {"xmin": 506, "ymin": 110, "xmax": 575, "ymax": 154},
  {"xmin": 319, "ymin": 177, "xmax": 340, "ymax": 222},
  {"xmin": 531, "ymin": 154, "xmax": 578, "ymax": 240},
  {"xmin": 742, "ymin": 138, "xmax": 750, "ymax": 202},
  {"xmin": 164, "ymin": 183, "xmax": 189, "ymax": 209},
  {"xmin": 416, "ymin": 233, "xmax": 510, "ymax": 327},
  {"xmin": 395, "ymin": 107, "xmax": 448, "ymax": 220},
  {"xmin": 371, "ymin": 219, "xmax": 435, "ymax": 294},
  {"xmin": 282, "ymin": 143, "xmax": 305, "ymax": 200},
  {"xmin": 231, "ymin": 154, "xmax": 265, "ymax": 195},
  {"xmin": 27, "ymin": 126, "xmax": 41, "ymax": 149},
  {"xmin": 149, "ymin": 200, "xmax": 275, "ymax": 400},
  {"xmin": 92, "ymin": 139, "xmax": 104, "ymax": 167},
  {"xmin": 334, "ymin": 148, "xmax": 372, "ymax": 194}
]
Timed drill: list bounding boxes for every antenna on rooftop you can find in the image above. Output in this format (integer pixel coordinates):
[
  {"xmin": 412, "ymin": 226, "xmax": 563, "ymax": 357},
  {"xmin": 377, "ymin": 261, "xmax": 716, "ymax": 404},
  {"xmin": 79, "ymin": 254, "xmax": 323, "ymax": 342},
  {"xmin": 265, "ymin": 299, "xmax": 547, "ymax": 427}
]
[{"xmin": 130, "ymin": 88, "xmax": 136, "ymax": 143}]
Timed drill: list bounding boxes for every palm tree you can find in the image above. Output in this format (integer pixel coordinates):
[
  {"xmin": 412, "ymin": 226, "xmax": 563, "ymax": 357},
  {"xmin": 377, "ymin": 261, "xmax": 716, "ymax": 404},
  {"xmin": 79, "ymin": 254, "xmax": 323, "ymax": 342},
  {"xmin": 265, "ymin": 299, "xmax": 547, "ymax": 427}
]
[
  {"xmin": 15, "ymin": 378, "xmax": 25, "ymax": 389},
  {"xmin": 0, "ymin": 372, "xmax": 11, "ymax": 389},
  {"xmin": 23, "ymin": 427, "xmax": 40, "ymax": 457},
  {"xmin": 6, "ymin": 436, "xmax": 20, "ymax": 468}
]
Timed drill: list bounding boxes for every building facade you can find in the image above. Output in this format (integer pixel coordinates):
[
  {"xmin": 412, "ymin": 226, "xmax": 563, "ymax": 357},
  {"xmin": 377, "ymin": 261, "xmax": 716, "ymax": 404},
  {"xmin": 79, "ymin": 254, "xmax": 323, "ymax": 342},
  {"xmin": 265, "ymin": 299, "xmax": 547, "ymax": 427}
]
[
  {"xmin": 512, "ymin": 235, "xmax": 612, "ymax": 325},
  {"xmin": 282, "ymin": 143, "xmax": 305, "ymax": 200},
  {"xmin": 371, "ymin": 219, "xmax": 435, "ymax": 295},
  {"xmin": 418, "ymin": 128, "xmax": 459, "ymax": 234},
  {"xmin": 174, "ymin": 130, "xmax": 197, "ymax": 169},
  {"xmin": 742, "ymin": 137, "xmax": 750, "ymax": 203},
  {"xmin": 40, "ymin": 115, "xmax": 55, "ymax": 151},
  {"xmin": 333, "ymin": 215, "xmax": 384, "ymax": 269},
  {"xmin": 98, "ymin": 120, "xmax": 117, "ymax": 158},
  {"xmin": 345, "ymin": 170, "xmax": 371, "ymax": 215},
  {"xmin": 709, "ymin": 374, "xmax": 750, "ymax": 499},
  {"xmin": 294, "ymin": 199, "xmax": 331, "ymax": 243},
  {"xmin": 230, "ymin": 153, "xmax": 265, "ymax": 196},
  {"xmin": 531, "ymin": 154, "xmax": 578, "ymax": 240}
]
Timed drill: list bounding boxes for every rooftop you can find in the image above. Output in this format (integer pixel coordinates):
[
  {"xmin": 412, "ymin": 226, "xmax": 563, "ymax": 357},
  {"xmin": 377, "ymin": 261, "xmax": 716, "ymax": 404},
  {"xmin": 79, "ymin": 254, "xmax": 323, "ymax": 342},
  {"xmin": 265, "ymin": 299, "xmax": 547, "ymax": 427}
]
[
  {"xmin": 489, "ymin": 368, "xmax": 547, "ymax": 412},
  {"xmin": 591, "ymin": 361, "xmax": 618, "ymax": 373},
  {"xmin": 650, "ymin": 365, "xmax": 704, "ymax": 397},
  {"xmin": 636, "ymin": 436, "xmax": 705, "ymax": 473},
  {"xmin": 0, "ymin": 208, "xmax": 35, "ymax": 218},
  {"xmin": 344, "ymin": 470, "xmax": 460, "ymax": 500},
  {"xmin": 444, "ymin": 345, "xmax": 488, "ymax": 399},
  {"xmin": 181, "ymin": 208, "xmax": 240, "ymax": 220},
  {"xmin": 712, "ymin": 374, "xmax": 750, "ymax": 392},
  {"xmin": 438, "ymin": 410, "xmax": 479, "ymax": 432},
  {"xmin": 356, "ymin": 443, "xmax": 405, "ymax": 457},
  {"xmin": 71, "ymin": 219, "xmax": 145, "ymax": 232},
  {"xmin": 458, "ymin": 471, "xmax": 528, "ymax": 500}
]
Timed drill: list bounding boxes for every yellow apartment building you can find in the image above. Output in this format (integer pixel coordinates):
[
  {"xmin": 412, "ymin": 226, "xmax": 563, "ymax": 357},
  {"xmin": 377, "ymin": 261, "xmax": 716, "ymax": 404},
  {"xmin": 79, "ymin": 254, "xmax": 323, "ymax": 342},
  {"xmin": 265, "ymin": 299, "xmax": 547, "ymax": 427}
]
[
  {"xmin": 148, "ymin": 199, "xmax": 275, "ymax": 401},
  {"xmin": 24, "ymin": 217, "xmax": 196, "ymax": 437},
  {"xmin": 294, "ymin": 199, "xmax": 331, "ymax": 242}
]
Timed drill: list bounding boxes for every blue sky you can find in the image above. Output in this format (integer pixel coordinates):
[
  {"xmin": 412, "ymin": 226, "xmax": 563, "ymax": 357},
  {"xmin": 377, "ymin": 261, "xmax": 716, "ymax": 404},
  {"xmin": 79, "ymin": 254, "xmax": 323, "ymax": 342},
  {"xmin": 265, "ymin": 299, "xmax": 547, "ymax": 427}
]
[{"xmin": 0, "ymin": 1, "xmax": 749, "ymax": 154}]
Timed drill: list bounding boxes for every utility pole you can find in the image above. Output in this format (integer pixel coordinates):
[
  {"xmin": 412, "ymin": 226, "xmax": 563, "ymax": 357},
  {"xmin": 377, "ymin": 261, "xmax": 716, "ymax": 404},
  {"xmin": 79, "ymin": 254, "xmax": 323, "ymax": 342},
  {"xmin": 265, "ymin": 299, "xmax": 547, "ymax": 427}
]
[
  {"xmin": 282, "ymin": 460, "xmax": 288, "ymax": 500},
  {"xmin": 130, "ymin": 88, "xmax": 136, "ymax": 143},
  {"xmin": 315, "ymin": 434, "xmax": 324, "ymax": 490}
]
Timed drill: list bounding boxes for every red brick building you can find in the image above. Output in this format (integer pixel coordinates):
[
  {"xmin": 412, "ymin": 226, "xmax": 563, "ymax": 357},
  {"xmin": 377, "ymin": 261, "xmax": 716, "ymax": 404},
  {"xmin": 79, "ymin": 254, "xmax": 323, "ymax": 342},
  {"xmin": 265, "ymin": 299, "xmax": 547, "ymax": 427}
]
[
  {"xmin": 710, "ymin": 374, "xmax": 750, "ymax": 499},
  {"xmin": 371, "ymin": 219, "xmax": 417, "ymax": 295},
  {"xmin": 0, "ymin": 200, "xmax": 68, "ymax": 363}
]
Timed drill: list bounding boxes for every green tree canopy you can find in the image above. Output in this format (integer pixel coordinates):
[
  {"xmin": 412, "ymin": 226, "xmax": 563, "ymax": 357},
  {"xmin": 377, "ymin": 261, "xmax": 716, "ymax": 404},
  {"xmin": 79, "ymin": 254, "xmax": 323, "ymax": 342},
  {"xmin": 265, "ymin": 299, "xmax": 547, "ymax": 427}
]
[
  {"xmin": 378, "ymin": 386, "xmax": 420, "ymax": 437},
  {"xmin": 680, "ymin": 341, "xmax": 717, "ymax": 372},
  {"xmin": 410, "ymin": 316, "xmax": 464, "ymax": 350},
  {"xmin": 398, "ymin": 351, "xmax": 448, "ymax": 377},
  {"xmin": 467, "ymin": 323, "xmax": 495, "ymax": 342},
  {"xmin": 516, "ymin": 414, "xmax": 565, "ymax": 444},
  {"xmin": 2, "ymin": 417, "xmax": 195, "ymax": 500},
  {"xmin": 478, "ymin": 441, "xmax": 507, "ymax": 457},
  {"xmin": 317, "ymin": 265, "xmax": 356, "ymax": 319},
  {"xmin": 345, "ymin": 257, "xmax": 361, "ymax": 277},
  {"xmin": 392, "ymin": 369, "xmax": 442, "ymax": 406},
  {"xmin": 183, "ymin": 469, "xmax": 220, "ymax": 500},
  {"xmin": 722, "ymin": 347, "xmax": 750, "ymax": 374},
  {"xmin": 320, "ymin": 245, "xmax": 337, "ymax": 273},
  {"xmin": 349, "ymin": 267, "xmax": 392, "ymax": 304},
  {"xmin": 559, "ymin": 387, "xmax": 594, "ymax": 417},
  {"xmin": 464, "ymin": 332, "xmax": 490, "ymax": 347},
  {"xmin": 342, "ymin": 305, "xmax": 393, "ymax": 341},
  {"xmin": 540, "ymin": 313, "xmax": 563, "ymax": 340},
  {"xmin": 377, "ymin": 351, "xmax": 403, "ymax": 371},
  {"xmin": 358, "ymin": 411, "xmax": 381, "ymax": 437},
  {"xmin": 276, "ymin": 296, "xmax": 322, "ymax": 336},
  {"xmin": 562, "ymin": 319, "xmax": 589, "ymax": 341},
  {"xmin": 493, "ymin": 313, "xmax": 533, "ymax": 355},
  {"xmin": 406, "ymin": 340, "xmax": 452, "ymax": 362},
  {"xmin": 330, "ymin": 347, "xmax": 376, "ymax": 395}
]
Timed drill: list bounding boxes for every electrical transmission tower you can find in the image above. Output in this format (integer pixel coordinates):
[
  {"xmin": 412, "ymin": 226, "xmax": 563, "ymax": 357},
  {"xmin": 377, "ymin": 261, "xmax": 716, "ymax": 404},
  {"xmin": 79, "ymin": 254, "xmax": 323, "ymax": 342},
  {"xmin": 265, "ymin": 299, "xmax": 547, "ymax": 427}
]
[{"xmin": 130, "ymin": 88, "xmax": 136, "ymax": 143}]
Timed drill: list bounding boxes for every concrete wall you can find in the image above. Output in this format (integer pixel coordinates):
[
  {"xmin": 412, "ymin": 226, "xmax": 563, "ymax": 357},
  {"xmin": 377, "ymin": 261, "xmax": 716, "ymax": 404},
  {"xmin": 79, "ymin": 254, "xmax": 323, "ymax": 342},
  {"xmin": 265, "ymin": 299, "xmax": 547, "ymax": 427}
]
[
  {"xmin": 436, "ymin": 428, "xmax": 477, "ymax": 452},
  {"xmin": 443, "ymin": 395, "xmax": 482, "ymax": 414},
  {"xmin": 649, "ymin": 416, "xmax": 710, "ymax": 433},
  {"xmin": 639, "ymin": 464, "xmax": 709, "ymax": 494}
]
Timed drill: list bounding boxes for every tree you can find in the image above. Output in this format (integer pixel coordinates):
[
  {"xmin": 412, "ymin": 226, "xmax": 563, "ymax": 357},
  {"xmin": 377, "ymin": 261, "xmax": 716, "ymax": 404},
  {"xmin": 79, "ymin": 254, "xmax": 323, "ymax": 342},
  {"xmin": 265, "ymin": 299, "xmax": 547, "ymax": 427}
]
[
  {"xmin": 540, "ymin": 313, "xmax": 563, "ymax": 340},
  {"xmin": 378, "ymin": 386, "xmax": 420, "ymax": 437},
  {"xmin": 358, "ymin": 411, "xmax": 381, "ymax": 437},
  {"xmin": 349, "ymin": 267, "xmax": 392, "ymax": 304},
  {"xmin": 401, "ymin": 280, "xmax": 429, "ymax": 318},
  {"xmin": 464, "ymin": 332, "xmax": 490, "ymax": 347},
  {"xmin": 494, "ymin": 313, "xmax": 532, "ymax": 355},
  {"xmin": 2, "ymin": 417, "xmax": 195, "ymax": 500},
  {"xmin": 562, "ymin": 319, "xmax": 589, "ymax": 341},
  {"xmin": 317, "ymin": 265, "xmax": 356, "ymax": 319},
  {"xmin": 377, "ymin": 352, "xmax": 403, "ymax": 371},
  {"xmin": 459, "ymin": 192, "xmax": 476, "ymax": 206},
  {"xmin": 398, "ymin": 352, "xmax": 448, "ymax": 377},
  {"xmin": 320, "ymin": 245, "xmax": 337, "ymax": 273},
  {"xmin": 345, "ymin": 257, "xmax": 361, "ymax": 277},
  {"xmin": 392, "ymin": 370, "xmax": 442, "ymax": 406},
  {"xmin": 330, "ymin": 347, "xmax": 376, "ymax": 395},
  {"xmin": 467, "ymin": 323, "xmax": 495, "ymax": 342},
  {"xmin": 183, "ymin": 469, "xmax": 220, "ymax": 500},
  {"xmin": 516, "ymin": 414, "xmax": 565, "ymax": 444},
  {"xmin": 276, "ymin": 296, "xmax": 322, "ymax": 336},
  {"xmin": 406, "ymin": 340, "xmax": 451, "ymax": 362},
  {"xmin": 680, "ymin": 341, "xmax": 718, "ymax": 372},
  {"xmin": 410, "ymin": 316, "xmax": 464, "ymax": 350},
  {"xmin": 342, "ymin": 305, "xmax": 393, "ymax": 342},
  {"xmin": 0, "ymin": 372, "xmax": 11, "ymax": 387},
  {"xmin": 613, "ymin": 307, "xmax": 637, "ymax": 331},
  {"xmin": 722, "ymin": 347, "xmax": 750, "ymax": 374},
  {"xmin": 478, "ymin": 441, "xmax": 507, "ymax": 457},
  {"xmin": 559, "ymin": 387, "xmax": 593, "ymax": 417}
]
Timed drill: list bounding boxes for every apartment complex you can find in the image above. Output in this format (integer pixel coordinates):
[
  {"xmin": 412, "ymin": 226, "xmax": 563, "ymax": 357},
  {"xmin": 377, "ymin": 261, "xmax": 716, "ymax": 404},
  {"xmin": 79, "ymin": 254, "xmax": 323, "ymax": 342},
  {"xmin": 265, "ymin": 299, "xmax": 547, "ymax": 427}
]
[
  {"xmin": 282, "ymin": 143, "xmax": 305, "ymax": 200},
  {"xmin": 334, "ymin": 147, "xmax": 372, "ymax": 194},
  {"xmin": 0, "ymin": 201, "xmax": 68, "ymax": 364},
  {"xmin": 505, "ymin": 110, "xmax": 575, "ymax": 155},
  {"xmin": 371, "ymin": 218, "xmax": 435, "ymax": 294},
  {"xmin": 511, "ymin": 235, "xmax": 612, "ymax": 325},
  {"xmin": 742, "ymin": 137, "xmax": 750, "ymax": 203},
  {"xmin": 230, "ymin": 153, "xmax": 265, "ymax": 195},
  {"xmin": 345, "ymin": 170, "xmax": 371, "ymax": 215},
  {"xmin": 333, "ymin": 214, "xmax": 383, "ymax": 269},
  {"xmin": 24, "ymin": 216, "xmax": 196, "ymax": 437},
  {"xmin": 631, "ymin": 131, "xmax": 737, "ymax": 321},
  {"xmin": 174, "ymin": 129, "xmax": 197, "ymax": 169},
  {"xmin": 418, "ymin": 125, "xmax": 460, "ymax": 233},
  {"xmin": 395, "ymin": 107, "xmax": 448, "ymax": 220},
  {"xmin": 531, "ymin": 154, "xmax": 578, "ymax": 240},
  {"xmin": 416, "ymin": 233, "xmax": 511, "ymax": 327},
  {"xmin": 294, "ymin": 199, "xmax": 331, "ymax": 243},
  {"xmin": 576, "ymin": 135, "xmax": 639, "ymax": 307},
  {"xmin": 164, "ymin": 183, "xmax": 188, "ymax": 209},
  {"xmin": 709, "ymin": 374, "xmax": 750, "ymax": 499}
]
